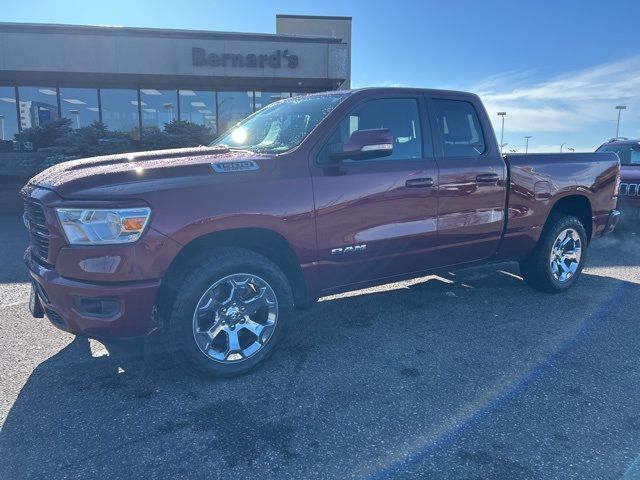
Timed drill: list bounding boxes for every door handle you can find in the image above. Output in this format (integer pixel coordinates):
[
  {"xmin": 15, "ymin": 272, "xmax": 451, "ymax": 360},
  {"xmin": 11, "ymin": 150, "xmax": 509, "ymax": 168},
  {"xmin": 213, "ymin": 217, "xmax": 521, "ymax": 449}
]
[
  {"xmin": 405, "ymin": 177, "xmax": 434, "ymax": 188},
  {"xmin": 476, "ymin": 173, "xmax": 499, "ymax": 185}
]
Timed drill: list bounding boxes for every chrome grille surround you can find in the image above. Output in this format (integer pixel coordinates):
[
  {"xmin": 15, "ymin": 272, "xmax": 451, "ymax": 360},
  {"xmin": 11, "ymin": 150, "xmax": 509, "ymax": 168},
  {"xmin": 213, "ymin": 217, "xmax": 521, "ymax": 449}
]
[{"xmin": 23, "ymin": 198, "xmax": 50, "ymax": 261}]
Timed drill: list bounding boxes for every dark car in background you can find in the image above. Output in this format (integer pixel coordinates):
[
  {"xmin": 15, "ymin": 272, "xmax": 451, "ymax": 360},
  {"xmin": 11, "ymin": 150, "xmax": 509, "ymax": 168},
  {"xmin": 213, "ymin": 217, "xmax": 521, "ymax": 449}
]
[{"xmin": 597, "ymin": 139, "xmax": 640, "ymax": 226}]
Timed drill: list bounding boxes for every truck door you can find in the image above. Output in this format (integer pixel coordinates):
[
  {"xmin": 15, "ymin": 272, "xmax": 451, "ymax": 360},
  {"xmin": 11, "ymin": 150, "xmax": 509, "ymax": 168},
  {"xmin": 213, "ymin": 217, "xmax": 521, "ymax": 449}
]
[
  {"xmin": 309, "ymin": 94, "xmax": 440, "ymax": 291},
  {"xmin": 427, "ymin": 95, "xmax": 507, "ymax": 265}
]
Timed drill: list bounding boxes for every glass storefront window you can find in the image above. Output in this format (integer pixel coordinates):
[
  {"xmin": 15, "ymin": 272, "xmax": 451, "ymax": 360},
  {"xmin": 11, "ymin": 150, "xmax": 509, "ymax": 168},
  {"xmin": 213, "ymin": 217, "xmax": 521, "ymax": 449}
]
[
  {"xmin": 179, "ymin": 90, "xmax": 217, "ymax": 134},
  {"xmin": 0, "ymin": 87, "xmax": 19, "ymax": 142},
  {"xmin": 59, "ymin": 88, "xmax": 99, "ymax": 129},
  {"xmin": 254, "ymin": 92, "xmax": 291, "ymax": 111},
  {"xmin": 140, "ymin": 89, "xmax": 177, "ymax": 130},
  {"xmin": 217, "ymin": 91, "xmax": 253, "ymax": 134},
  {"xmin": 100, "ymin": 89, "xmax": 139, "ymax": 137},
  {"xmin": 17, "ymin": 86, "xmax": 59, "ymax": 130}
]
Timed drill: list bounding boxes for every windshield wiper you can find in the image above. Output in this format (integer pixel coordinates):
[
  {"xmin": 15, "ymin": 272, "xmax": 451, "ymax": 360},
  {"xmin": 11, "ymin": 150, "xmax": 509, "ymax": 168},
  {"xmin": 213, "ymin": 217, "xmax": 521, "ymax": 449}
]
[
  {"xmin": 211, "ymin": 144, "xmax": 231, "ymax": 152},
  {"xmin": 209, "ymin": 144, "xmax": 262, "ymax": 154}
]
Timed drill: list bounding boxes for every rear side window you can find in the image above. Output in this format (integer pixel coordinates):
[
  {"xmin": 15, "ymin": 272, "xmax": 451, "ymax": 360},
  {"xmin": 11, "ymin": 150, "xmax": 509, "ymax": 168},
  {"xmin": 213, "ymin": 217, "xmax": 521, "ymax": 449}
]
[
  {"xmin": 327, "ymin": 98, "xmax": 423, "ymax": 161},
  {"xmin": 433, "ymin": 99, "xmax": 486, "ymax": 157}
]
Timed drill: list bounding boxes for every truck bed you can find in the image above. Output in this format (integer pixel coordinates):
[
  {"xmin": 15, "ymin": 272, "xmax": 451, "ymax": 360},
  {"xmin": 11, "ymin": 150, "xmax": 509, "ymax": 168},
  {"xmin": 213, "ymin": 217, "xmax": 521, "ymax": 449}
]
[{"xmin": 497, "ymin": 152, "xmax": 620, "ymax": 260}]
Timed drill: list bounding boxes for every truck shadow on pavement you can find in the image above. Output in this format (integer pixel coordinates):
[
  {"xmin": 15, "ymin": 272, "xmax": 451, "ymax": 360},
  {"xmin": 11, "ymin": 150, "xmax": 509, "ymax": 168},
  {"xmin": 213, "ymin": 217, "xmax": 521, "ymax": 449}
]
[
  {"xmin": 2, "ymin": 263, "xmax": 640, "ymax": 479},
  {"xmin": 584, "ymin": 229, "xmax": 640, "ymax": 268}
]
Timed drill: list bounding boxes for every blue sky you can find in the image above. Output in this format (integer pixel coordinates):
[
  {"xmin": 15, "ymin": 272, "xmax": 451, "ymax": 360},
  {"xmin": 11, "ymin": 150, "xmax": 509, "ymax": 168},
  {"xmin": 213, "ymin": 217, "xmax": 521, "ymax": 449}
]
[{"xmin": 4, "ymin": 0, "xmax": 640, "ymax": 152}]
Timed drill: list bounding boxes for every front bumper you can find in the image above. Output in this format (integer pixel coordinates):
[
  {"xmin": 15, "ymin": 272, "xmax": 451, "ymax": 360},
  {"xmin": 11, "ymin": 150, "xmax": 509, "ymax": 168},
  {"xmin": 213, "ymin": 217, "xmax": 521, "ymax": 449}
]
[{"xmin": 25, "ymin": 248, "xmax": 161, "ymax": 338}]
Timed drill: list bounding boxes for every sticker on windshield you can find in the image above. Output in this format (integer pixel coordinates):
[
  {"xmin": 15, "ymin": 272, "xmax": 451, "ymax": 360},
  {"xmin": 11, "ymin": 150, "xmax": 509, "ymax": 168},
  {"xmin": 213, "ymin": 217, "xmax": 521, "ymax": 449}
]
[{"xmin": 211, "ymin": 160, "xmax": 260, "ymax": 173}]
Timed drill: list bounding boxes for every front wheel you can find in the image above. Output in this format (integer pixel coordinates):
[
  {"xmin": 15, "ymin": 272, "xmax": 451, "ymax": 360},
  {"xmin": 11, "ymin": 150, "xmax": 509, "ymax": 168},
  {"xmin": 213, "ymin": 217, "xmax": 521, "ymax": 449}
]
[
  {"xmin": 165, "ymin": 248, "xmax": 294, "ymax": 377},
  {"xmin": 520, "ymin": 215, "xmax": 588, "ymax": 293}
]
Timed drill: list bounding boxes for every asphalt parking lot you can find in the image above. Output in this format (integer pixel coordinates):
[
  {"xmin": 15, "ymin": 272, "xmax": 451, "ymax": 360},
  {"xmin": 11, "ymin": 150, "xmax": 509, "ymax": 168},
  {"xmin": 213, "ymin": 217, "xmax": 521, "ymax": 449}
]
[{"xmin": 2, "ymin": 213, "xmax": 640, "ymax": 480}]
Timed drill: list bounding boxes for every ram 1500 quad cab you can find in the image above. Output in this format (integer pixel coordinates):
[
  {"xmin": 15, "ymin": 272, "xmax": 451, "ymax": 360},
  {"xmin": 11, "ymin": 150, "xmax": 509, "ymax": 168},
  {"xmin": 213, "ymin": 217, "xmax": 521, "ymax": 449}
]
[
  {"xmin": 597, "ymin": 138, "xmax": 640, "ymax": 226},
  {"xmin": 22, "ymin": 88, "xmax": 620, "ymax": 376}
]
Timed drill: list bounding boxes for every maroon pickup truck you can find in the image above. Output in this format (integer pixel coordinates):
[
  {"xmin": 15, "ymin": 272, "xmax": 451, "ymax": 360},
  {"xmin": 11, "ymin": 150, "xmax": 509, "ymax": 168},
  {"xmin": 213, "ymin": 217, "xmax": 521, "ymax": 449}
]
[{"xmin": 22, "ymin": 88, "xmax": 620, "ymax": 376}]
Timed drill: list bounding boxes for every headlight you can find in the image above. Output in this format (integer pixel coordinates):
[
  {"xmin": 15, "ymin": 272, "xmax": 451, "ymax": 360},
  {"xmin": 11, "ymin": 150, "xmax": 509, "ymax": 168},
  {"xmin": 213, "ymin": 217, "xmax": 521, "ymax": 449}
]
[{"xmin": 55, "ymin": 207, "xmax": 151, "ymax": 245}]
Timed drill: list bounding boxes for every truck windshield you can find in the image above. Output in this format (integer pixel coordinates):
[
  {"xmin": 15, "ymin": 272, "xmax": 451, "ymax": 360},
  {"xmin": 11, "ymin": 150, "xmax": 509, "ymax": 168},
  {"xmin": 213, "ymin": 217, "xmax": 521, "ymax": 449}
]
[
  {"xmin": 210, "ymin": 93, "xmax": 346, "ymax": 154},
  {"xmin": 597, "ymin": 144, "xmax": 640, "ymax": 166}
]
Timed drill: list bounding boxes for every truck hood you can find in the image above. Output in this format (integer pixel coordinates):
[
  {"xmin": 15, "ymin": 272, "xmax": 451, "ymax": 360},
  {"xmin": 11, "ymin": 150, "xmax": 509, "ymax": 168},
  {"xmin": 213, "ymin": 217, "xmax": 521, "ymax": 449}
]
[
  {"xmin": 621, "ymin": 164, "xmax": 640, "ymax": 183},
  {"xmin": 25, "ymin": 146, "xmax": 274, "ymax": 198}
]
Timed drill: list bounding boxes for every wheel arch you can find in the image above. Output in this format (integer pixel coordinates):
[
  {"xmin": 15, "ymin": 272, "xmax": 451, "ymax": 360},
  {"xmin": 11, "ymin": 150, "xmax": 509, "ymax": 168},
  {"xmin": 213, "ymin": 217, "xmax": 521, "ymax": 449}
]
[
  {"xmin": 547, "ymin": 193, "xmax": 593, "ymax": 241},
  {"xmin": 160, "ymin": 228, "xmax": 309, "ymax": 309}
]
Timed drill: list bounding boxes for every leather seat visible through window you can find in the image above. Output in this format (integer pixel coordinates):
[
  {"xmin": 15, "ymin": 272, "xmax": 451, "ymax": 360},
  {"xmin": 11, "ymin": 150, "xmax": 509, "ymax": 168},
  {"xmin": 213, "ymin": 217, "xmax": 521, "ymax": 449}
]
[{"xmin": 442, "ymin": 109, "xmax": 477, "ymax": 156}]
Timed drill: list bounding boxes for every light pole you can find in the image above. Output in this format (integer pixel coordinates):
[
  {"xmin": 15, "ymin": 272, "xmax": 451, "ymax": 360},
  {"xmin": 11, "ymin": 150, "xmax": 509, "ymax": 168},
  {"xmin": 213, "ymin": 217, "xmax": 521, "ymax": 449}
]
[
  {"xmin": 560, "ymin": 142, "xmax": 566, "ymax": 153},
  {"xmin": 616, "ymin": 105, "xmax": 627, "ymax": 138},
  {"xmin": 524, "ymin": 135, "xmax": 532, "ymax": 153},
  {"xmin": 500, "ymin": 142, "xmax": 508, "ymax": 151},
  {"xmin": 0, "ymin": 114, "xmax": 4, "ymax": 140},
  {"xmin": 497, "ymin": 112, "xmax": 506, "ymax": 154}
]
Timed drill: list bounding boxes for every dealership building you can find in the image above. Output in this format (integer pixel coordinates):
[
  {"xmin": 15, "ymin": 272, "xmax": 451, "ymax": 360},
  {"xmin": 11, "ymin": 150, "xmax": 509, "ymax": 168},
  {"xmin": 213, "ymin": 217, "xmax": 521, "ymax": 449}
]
[{"xmin": 0, "ymin": 15, "xmax": 351, "ymax": 141}]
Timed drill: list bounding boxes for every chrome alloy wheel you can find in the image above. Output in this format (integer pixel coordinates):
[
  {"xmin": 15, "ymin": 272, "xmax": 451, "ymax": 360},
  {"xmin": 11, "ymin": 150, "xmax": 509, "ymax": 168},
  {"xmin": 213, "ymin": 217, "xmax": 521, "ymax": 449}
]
[
  {"xmin": 192, "ymin": 273, "xmax": 278, "ymax": 363},
  {"xmin": 549, "ymin": 228, "xmax": 582, "ymax": 283}
]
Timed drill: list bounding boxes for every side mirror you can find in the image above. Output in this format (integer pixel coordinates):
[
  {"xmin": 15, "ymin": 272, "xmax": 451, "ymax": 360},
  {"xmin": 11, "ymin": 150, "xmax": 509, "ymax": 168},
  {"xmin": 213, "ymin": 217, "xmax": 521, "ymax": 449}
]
[{"xmin": 330, "ymin": 128, "xmax": 394, "ymax": 161}]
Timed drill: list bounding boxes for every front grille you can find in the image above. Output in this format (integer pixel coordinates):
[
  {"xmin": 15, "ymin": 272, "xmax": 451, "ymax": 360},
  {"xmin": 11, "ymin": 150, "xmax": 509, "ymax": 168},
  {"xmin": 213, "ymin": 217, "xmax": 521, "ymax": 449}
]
[
  {"xmin": 23, "ymin": 198, "xmax": 50, "ymax": 261},
  {"xmin": 619, "ymin": 183, "xmax": 640, "ymax": 196}
]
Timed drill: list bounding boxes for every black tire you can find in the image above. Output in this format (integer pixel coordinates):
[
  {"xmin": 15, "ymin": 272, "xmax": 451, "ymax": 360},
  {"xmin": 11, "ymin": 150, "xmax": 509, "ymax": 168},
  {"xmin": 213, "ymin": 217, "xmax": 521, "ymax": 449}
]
[
  {"xmin": 519, "ymin": 214, "xmax": 588, "ymax": 293},
  {"xmin": 163, "ymin": 247, "xmax": 294, "ymax": 377}
]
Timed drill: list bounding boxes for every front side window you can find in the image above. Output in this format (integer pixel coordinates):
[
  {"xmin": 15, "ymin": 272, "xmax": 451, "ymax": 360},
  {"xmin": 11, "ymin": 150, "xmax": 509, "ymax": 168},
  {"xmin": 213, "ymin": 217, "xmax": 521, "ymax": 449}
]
[
  {"xmin": 433, "ymin": 99, "xmax": 486, "ymax": 157},
  {"xmin": 323, "ymin": 98, "xmax": 423, "ymax": 162},
  {"xmin": 211, "ymin": 93, "xmax": 345, "ymax": 154},
  {"xmin": 597, "ymin": 143, "xmax": 640, "ymax": 166}
]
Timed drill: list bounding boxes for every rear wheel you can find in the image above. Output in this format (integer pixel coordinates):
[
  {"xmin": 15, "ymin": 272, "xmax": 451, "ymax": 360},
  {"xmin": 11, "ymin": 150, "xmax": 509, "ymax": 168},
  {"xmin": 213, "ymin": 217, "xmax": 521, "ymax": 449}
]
[
  {"xmin": 164, "ymin": 248, "xmax": 293, "ymax": 376},
  {"xmin": 520, "ymin": 215, "xmax": 588, "ymax": 293}
]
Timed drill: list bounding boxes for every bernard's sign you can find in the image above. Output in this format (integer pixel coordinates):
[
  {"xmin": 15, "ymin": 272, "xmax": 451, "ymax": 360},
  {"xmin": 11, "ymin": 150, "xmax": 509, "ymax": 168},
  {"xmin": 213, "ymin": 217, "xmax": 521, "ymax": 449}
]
[{"xmin": 192, "ymin": 47, "xmax": 299, "ymax": 69}]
